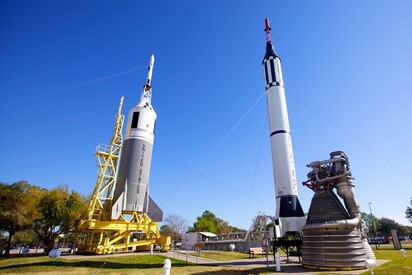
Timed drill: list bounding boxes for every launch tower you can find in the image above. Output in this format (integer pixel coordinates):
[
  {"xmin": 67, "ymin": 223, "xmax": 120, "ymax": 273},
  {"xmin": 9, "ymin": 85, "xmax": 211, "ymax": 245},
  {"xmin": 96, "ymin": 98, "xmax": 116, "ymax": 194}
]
[{"xmin": 77, "ymin": 56, "xmax": 170, "ymax": 254}]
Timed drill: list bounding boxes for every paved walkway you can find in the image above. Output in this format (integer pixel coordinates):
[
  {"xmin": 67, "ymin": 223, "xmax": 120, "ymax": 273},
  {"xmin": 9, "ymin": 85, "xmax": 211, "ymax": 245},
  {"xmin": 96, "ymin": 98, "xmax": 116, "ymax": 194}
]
[
  {"xmin": 164, "ymin": 250, "xmax": 388, "ymax": 274},
  {"xmin": 59, "ymin": 249, "xmax": 387, "ymax": 274}
]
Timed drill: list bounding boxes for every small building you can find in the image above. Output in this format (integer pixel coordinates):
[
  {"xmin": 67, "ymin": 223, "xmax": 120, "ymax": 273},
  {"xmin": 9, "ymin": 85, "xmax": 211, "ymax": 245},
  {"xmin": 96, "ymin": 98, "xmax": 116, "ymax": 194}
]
[{"xmin": 181, "ymin": 232, "xmax": 217, "ymax": 250}]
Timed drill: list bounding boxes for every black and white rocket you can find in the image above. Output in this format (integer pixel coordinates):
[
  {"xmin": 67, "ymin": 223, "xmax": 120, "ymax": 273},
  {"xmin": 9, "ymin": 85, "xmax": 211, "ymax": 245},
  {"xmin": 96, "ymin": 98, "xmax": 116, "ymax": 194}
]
[
  {"xmin": 262, "ymin": 19, "xmax": 306, "ymax": 237},
  {"xmin": 112, "ymin": 55, "xmax": 162, "ymax": 221}
]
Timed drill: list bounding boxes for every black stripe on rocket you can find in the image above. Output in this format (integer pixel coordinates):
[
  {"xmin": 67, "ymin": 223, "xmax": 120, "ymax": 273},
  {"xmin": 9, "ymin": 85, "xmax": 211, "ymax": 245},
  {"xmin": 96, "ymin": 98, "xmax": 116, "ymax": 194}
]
[
  {"xmin": 270, "ymin": 130, "xmax": 290, "ymax": 137},
  {"xmin": 263, "ymin": 56, "xmax": 283, "ymax": 90}
]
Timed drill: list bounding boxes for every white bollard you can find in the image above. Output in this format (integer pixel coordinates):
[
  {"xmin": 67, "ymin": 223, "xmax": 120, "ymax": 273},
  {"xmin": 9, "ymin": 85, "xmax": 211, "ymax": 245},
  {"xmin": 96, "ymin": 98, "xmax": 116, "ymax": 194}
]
[
  {"xmin": 185, "ymin": 250, "xmax": 189, "ymax": 262},
  {"xmin": 150, "ymin": 244, "xmax": 154, "ymax": 255},
  {"xmin": 400, "ymin": 248, "xmax": 407, "ymax": 259},
  {"xmin": 48, "ymin": 248, "xmax": 61, "ymax": 262},
  {"xmin": 364, "ymin": 259, "xmax": 377, "ymax": 275},
  {"xmin": 163, "ymin": 259, "xmax": 171, "ymax": 275},
  {"xmin": 275, "ymin": 251, "xmax": 281, "ymax": 272}
]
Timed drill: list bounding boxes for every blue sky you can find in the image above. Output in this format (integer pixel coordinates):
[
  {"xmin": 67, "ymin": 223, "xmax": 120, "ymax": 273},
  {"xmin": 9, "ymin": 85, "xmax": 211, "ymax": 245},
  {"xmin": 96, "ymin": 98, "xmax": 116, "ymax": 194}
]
[{"xmin": 1, "ymin": 1, "xmax": 411, "ymax": 230}]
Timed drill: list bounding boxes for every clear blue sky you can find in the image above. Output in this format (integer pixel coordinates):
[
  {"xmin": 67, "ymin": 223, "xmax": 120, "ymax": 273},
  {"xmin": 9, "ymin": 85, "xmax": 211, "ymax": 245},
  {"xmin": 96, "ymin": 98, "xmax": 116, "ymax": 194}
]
[{"xmin": 1, "ymin": 1, "xmax": 411, "ymax": 230}]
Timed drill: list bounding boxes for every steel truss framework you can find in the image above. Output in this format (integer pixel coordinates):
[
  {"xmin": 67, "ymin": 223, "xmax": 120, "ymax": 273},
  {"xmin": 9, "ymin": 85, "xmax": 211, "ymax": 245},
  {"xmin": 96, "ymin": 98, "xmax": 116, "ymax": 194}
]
[{"xmin": 77, "ymin": 97, "xmax": 170, "ymax": 254}]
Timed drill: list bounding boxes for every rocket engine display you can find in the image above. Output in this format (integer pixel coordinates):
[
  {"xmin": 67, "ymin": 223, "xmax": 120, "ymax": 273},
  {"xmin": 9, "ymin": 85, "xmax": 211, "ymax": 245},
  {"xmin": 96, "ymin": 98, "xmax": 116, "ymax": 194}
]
[
  {"xmin": 262, "ymin": 18, "xmax": 306, "ymax": 237},
  {"xmin": 112, "ymin": 55, "xmax": 162, "ymax": 221},
  {"xmin": 261, "ymin": 19, "xmax": 374, "ymax": 269},
  {"xmin": 301, "ymin": 151, "xmax": 375, "ymax": 270}
]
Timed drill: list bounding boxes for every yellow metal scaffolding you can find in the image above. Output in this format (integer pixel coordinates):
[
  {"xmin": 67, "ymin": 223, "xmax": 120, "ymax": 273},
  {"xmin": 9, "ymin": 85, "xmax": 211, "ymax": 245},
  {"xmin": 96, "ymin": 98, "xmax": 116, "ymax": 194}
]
[{"xmin": 78, "ymin": 97, "xmax": 170, "ymax": 254}]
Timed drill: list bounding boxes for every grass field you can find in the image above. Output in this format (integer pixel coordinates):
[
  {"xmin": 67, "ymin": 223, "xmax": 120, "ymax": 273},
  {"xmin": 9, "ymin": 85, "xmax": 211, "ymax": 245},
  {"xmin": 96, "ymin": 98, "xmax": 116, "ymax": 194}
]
[
  {"xmin": 188, "ymin": 250, "xmax": 253, "ymax": 261},
  {"xmin": 0, "ymin": 253, "xmax": 270, "ymax": 275},
  {"xmin": 0, "ymin": 243, "xmax": 411, "ymax": 274},
  {"xmin": 359, "ymin": 243, "xmax": 412, "ymax": 275}
]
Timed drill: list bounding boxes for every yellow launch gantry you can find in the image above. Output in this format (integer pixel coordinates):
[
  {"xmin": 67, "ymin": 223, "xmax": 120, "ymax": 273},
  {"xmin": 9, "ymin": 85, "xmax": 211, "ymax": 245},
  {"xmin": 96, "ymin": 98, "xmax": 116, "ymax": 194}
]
[{"xmin": 77, "ymin": 97, "xmax": 170, "ymax": 254}]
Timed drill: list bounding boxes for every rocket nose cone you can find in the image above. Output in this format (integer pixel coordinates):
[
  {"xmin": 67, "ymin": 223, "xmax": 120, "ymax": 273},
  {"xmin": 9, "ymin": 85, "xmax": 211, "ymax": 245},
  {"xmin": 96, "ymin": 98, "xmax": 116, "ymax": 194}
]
[
  {"xmin": 150, "ymin": 54, "xmax": 155, "ymax": 64},
  {"xmin": 263, "ymin": 43, "xmax": 279, "ymax": 63},
  {"xmin": 265, "ymin": 43, "xmax": 277, "ymax": 57}
]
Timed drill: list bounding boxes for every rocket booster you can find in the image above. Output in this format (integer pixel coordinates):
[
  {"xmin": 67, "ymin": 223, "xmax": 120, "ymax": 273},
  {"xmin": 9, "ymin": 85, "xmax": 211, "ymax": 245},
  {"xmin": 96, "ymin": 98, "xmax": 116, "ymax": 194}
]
[
  {"xmin": 112, "ymin": 55, "xmax": 158, "ymax": 219},
  {"xmin": 262, "ymin": 19, "xmax": 305, "ymax": 236}
]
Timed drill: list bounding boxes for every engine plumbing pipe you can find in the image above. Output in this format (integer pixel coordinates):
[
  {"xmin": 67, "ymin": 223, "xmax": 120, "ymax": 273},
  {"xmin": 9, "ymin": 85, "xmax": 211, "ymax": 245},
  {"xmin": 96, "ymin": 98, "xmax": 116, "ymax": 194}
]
[{"xmin": 303, "ymin": 213, "xmax": 362, "ymax": 231}]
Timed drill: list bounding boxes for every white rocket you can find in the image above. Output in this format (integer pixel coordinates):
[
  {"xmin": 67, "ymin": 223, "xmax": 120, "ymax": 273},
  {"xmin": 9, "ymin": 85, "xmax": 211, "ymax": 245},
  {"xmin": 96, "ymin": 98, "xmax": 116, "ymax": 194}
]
[
  {"xmin": 112, "ymin": 55, "xmax": 162, "ymax": 221},
  {"xmin": 262, "ymin": 19, "xmax": 306, "ymax": 237}
]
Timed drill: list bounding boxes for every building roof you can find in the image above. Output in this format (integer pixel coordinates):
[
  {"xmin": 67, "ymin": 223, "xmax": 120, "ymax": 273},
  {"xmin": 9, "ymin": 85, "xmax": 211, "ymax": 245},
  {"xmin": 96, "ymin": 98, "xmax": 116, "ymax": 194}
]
[{"xmin": 199, "ymin": 232, "xmax": 217, "ymax": 237}]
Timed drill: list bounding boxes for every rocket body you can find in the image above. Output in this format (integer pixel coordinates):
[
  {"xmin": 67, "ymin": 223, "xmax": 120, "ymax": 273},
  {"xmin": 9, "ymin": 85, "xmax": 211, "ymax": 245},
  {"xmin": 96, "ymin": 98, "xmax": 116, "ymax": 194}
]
[
  {"xmin": 112, "ymin": 55, "xmax": 157, "ymax": 219},
  {"xmin": 262, "ymin": 19, "xmax": 306, "ymax": 236}
]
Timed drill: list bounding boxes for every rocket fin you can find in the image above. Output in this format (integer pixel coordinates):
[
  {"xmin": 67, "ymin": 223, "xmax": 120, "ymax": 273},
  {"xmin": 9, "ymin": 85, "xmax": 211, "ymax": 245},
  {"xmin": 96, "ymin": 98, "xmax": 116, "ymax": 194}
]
[
  {"xmin": 144, "ymin": 195, "xmax": 163, "ymax": 222},
  {"xmin": 111, "ymin": 192, "xmax": 124, "ymax": 220},
  {"xmin": 111, "ymin": 180, "xmax": 127, "ymax": 220}
]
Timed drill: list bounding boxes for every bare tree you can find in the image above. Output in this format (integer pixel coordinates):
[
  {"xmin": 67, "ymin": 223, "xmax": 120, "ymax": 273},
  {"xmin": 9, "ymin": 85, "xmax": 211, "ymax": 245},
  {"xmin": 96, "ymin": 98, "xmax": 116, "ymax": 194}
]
[{"xmin": 164, "ymin": 213, "xmax": 189, "ymax": 242}]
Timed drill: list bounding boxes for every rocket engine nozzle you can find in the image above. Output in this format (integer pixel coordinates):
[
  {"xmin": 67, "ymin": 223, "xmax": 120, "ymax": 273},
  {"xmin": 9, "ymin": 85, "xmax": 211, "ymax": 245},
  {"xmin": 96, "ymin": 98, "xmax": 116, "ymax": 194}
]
[{"xmin": 302, "ymin": 151, "xmax": 372, "ymax": 269}]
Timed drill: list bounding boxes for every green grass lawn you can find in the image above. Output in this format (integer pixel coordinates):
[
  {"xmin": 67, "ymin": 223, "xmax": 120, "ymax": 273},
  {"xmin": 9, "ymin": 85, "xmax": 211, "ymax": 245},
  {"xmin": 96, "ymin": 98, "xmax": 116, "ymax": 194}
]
[
  {"xmin": 0, "ymin": 254, "xmax": 198, "ymax": 275},
  {"xmin": 358, "ymin": 243, "xmax": 412, "ymax": 275},
  {"xmin": 0, "ymin": 253, "xmax": 267, "ymax": 275},
  {"xmin": 188, "ymin": 250, "xmax": 252, "ymax": 261},
  {"xmin": 0, "ymin": 243, "xmax": 411, "ymax": 274}
]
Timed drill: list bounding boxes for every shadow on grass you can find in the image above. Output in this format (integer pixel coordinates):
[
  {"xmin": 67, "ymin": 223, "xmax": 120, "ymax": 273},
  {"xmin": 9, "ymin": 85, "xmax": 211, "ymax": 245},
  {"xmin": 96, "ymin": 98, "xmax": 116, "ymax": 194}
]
[
  {"xmin": 0, "ymin": 259, "xmax": 193, "ymax": 271},
  {"xmin": 190, "ymin": 268, "xmax": 274, "ymax": 275},
  {"xmin": 191, "ymin": 268, "xmax": 273, "ymax": 275},
  {"xmin": 189, "ymin": 266, "xmax": 315, "ymax": 275}
]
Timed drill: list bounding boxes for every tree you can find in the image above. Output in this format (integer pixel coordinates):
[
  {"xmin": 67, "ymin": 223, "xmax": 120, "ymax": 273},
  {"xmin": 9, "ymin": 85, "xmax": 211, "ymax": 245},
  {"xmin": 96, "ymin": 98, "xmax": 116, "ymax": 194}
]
[
  {"xmin": 379, "ymin": 217, "xmax": 399, "ymax": 237},
  {"xmin": 0, "ymin": 233, "xmax": 6, "ymax": 256},
  {"xmin": 164, "ymin": 213, "xmax": 189, "ymax": 241},
  {"xmin": 0, "ymin": 181, "xmax": 41, "ymax": 256},
  {"xmin": 160, "ymin": 225, "xmax": 173, "ymax": 236},
  {"xmin": 188, "ymin": 210, "xmax": 244, "ymax": 235},
  {"xmin": 406, "ymin": 197, "xmax": 412, "ymax": 224},
  {"xmin": 218, "ymin": 219, "xmax": 233, "ymax": 234},
  {"xmin": 189, "ymin": 210, "xmax": 220, "ymax": 234},
  {"xmin": 31, "ymin": 185, "xmax": 87, "ymax": 253},
  {"xmin": 397, "ymin": 225, "xmax": 412, "ymax": 237},
  {"xmin": 362, "ymin": 212, "xmax": 380, "ymax": 237},
  {"xmin": 13, "ymin": 230, "xmax": 36, "ymax": 247}
]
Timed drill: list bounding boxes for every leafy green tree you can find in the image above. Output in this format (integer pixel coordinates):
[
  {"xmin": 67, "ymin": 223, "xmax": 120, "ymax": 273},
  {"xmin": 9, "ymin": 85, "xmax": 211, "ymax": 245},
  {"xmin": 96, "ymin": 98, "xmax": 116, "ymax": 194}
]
[
  {"xmin": 397, "ymin": 225, "xmax": 412, "ymax": 237},
  {"xmin": 406, "ymin": 197, "xmax": 412, "ymax": 224},
  {"xmin": 187, "ymin": 210, "xmax": 245, "ymax": 235},
  {"xmin": 160, "ymin": 225, "xmax": 173, "ymax": 236},
  {"xmin": 0, "ymin": 232, "xmax": 7, "ymax": 256},
  {"xmin": 31, "ymin": 185, "xmax": 87, "ymax": 253},
  {"xmin": 13, "ymin": 230, "xmax": 36, "ymax": 247},
  {"xmin": 0, "ymin": 181, "xmax": 41, "ymax": 256},
  {"xmin": 362, "ymin": 212, "xmax": 380, "ymax": 237},
  {"xmin": 188, "ymin": 210, "xmax": 242, "ymax": 235},
  {"xmin": 189, "ymin": 210, "xmax": 220, "ymax": 234},
  {"xmin": 379, "ymin": 217, "xmax": 399, "ymax": 237},
  {"xmin": 61, "ymin": 232, "xmax": 82, "ymax": 248},
  {"xmin": 218, "ymin": 219, "xmax": 233, "ymax": 234},
  {"xmin": 231, "ymin": 226, "xmax": 246, "ymax": 233}
]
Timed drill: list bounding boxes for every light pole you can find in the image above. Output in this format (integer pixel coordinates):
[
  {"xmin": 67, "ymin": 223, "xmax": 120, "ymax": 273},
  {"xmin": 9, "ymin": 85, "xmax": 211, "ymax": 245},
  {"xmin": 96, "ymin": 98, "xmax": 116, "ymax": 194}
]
[{"xmin": 369, "ymin": 202, "xmax": 379, "ymax": 249}]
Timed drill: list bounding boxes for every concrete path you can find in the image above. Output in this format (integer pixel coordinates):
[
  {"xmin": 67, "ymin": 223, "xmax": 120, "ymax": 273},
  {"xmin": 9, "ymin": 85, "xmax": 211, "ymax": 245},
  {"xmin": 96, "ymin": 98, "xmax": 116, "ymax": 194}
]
[
  {"xmin": 59, "ymin": 249, "xmax": 387, "ymax": 274},
  {"xmin": 164, "ymin": 250, "xmax": 388, "ymax": 274}
]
